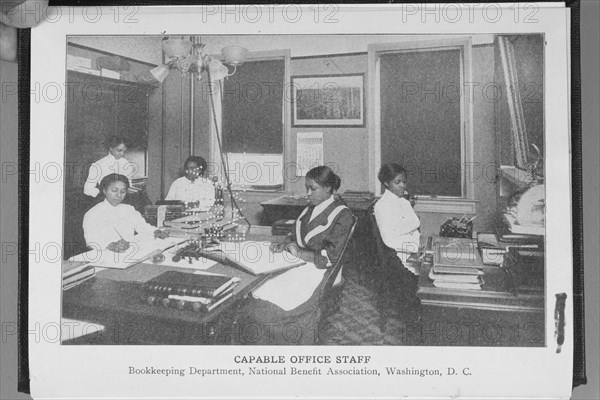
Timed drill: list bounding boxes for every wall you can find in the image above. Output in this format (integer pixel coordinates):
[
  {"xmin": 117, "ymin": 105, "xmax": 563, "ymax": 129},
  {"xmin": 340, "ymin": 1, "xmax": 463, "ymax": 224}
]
[
  {"xmin": 213, "ymin": 42, "xmax": 498, "ymax": 231},
  {"xmin": 69, "ymin": 36, "xmax": 163, "ymax": 65},
  {"xmin": 289, "ymin": 54, "xmax": 369, "ymax": 194},
  {"xmin": 471, "ymin": 44, "xmax": 498, "ymax": 233},
  {"xmin": 202, "ymin": 34, "xmax": 494, "ymax": 58},
  {"xmin": 64, "ymin": 35, "xmax": 500, "ymax": 232}
]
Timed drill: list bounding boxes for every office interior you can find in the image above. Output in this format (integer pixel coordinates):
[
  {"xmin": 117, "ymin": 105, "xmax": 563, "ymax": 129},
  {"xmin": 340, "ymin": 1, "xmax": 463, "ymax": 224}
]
[{"xmin": 60, "ymin": 34, "xmax": 546, "ymax": 346}]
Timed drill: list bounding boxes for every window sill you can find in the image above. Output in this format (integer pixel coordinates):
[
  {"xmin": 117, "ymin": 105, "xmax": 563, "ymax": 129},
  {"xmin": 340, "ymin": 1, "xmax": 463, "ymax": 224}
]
[
  {"xmin": 229, "ymin": 189, "xmax": 291, "ymax": 202},
  {"xmin": 413, "ymin": 198, "xmax": 478, "ymax": 215}
]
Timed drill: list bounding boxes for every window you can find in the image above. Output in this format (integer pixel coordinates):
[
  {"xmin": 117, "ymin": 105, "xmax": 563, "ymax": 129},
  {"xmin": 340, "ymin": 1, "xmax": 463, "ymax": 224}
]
[
  {"xmin": 368, "ymin": 38, "xmax": 475, "ymax": 213},
  {"xmin": 211, "ymin": 51, "xmax": 290, "ymax": 190}
]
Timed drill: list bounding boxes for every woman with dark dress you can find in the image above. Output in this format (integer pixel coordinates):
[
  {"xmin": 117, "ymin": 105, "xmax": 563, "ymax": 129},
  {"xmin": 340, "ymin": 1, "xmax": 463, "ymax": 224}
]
[{"xmin": 237, "ymin": 166, "xmax": 355, "ymax": 345}]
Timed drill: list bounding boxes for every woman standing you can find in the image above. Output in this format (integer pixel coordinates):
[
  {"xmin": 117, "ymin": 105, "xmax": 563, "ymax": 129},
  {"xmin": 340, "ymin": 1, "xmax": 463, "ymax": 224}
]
[
  {"xmin": 238, "ymin": 166, "xmax": 355, "ymax": 345},
  {"xmin": 83, "ymin": 135, "xmax": 137, "ymax": 199}
]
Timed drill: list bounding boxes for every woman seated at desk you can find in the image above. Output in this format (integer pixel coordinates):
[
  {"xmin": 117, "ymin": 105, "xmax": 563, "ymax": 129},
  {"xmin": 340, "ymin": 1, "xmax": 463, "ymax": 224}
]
[
  {"xmin": 373, "ymin": 163, "xmax": 421, "ymax": 310},
  {"xmin": 165, "ymin": 156, "xmax": 216, "ymax": 209},
  {"xmin": 239, "ymin": 166, "xmax": 355, "ymax": 345},
  {"xmin": 83, "ymin": 135, "xmax": 137, "ymax": 199},
  {"xmin": 83, "ymin": 173, "xmax": 169, "ymax": 253}
]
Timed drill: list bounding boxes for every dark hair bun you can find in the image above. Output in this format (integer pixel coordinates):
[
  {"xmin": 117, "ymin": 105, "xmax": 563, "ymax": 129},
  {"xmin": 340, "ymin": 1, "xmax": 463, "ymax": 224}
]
[
  {"xmin": 331, "ymin": 173, "xmax": 341, "ymax": 191},
  {"xmin": 306, "ymin": 165, "xmax": 341, "ymax": 193}
]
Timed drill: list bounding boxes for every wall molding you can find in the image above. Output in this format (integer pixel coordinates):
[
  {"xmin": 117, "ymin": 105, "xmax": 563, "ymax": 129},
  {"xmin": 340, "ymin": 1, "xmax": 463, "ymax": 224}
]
[{"xmin": 414, "ymin": 198, "xmax": 478, "ymax": 215}]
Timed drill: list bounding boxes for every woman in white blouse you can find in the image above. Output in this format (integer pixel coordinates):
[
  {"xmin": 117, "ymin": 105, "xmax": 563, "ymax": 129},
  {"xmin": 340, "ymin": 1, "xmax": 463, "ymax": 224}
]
[
  {"xmin": 165, "ymin": 156, "xmax": 216, "ymax": 209},
  {"xmin": 373, "ymin": 163, "xmax": 421, "ymax": 316},
  {"xmin": 83, "ymin": 174, "xmax": 168, "ymax": 252},
  {"xmin": 374, "ymin": 163, "xmax": 421, "ymax": 270},
  {"xmin": 83, "ymin": 136, "xmax": 138, "ymax": 199}
]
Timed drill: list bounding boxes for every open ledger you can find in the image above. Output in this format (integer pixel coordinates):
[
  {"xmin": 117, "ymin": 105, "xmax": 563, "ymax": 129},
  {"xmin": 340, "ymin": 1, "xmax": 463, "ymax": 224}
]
[
  {"xmin": 68, "ymin": 236, "xmax": 186, "ymax": 269},
  {"xmin": 26, "ymin": 4, "xmax": 578, "ymax": 400},
  {"xmin": 202, "ymin": 240, "xmax": 306, "ymax": 275}
]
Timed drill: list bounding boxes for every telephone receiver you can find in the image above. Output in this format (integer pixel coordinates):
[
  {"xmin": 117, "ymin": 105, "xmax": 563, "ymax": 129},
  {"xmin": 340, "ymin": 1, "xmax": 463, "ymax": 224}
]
[{"xmin": 403, "ymin": 191, "xmax": 417, "ymax": 206}]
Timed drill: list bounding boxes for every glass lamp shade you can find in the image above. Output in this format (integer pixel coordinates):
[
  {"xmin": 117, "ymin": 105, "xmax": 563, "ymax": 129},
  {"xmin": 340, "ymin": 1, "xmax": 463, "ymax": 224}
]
[
  {"xmin": 208, "ymin": 59, "xmax": 229, "ymax": 81},
  {"xmin": 150, "ymin": 64, "xmax": 171, "ymax": 83},
  {"xmin": 221, "ymin": 46, "xmax": 248, "ymax": 66},
  {"xmin": 162, "ymin": 37, "xmax": 193, "ymax": 58}
]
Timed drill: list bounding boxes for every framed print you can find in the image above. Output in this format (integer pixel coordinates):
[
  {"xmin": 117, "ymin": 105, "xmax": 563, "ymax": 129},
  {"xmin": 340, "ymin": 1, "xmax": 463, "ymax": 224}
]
[{"xmin": 291, "ymin": 74, "xmax": 365, "ymax": 127}]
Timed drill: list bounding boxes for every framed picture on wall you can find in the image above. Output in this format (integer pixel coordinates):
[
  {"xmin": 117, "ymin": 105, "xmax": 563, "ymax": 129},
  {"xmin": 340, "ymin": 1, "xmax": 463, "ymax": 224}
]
[{"xmin": 291, "ymin": 73, "xmax": 365, "ymax": 127}]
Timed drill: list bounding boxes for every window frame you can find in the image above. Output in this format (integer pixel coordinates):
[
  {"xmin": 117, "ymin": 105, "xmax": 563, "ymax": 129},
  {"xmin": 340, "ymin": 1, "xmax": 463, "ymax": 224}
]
[
  {"xmin": 367, "ymin": 38, "xmax": 477, "ymax": 214},
  {"xmin": 209, "ymin": 49, "xmax": 291, "ymax": 192}
]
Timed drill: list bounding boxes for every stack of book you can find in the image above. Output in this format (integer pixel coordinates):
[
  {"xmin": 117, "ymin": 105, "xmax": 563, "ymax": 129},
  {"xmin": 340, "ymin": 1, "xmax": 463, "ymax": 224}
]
[
  {"xmin": 142, "ymin": 271, "xmax": 239, "ymax": 313},
  {"xmin": 429, "ymin": 266, "xmax": 484, "ymax": 290},
  {"xmin": 430, "ymin": 237, "xmax": 485, "ymax": 290},
  {"xmin": 63, "ymin": 262, "xmax": 96, "ymax": 290}
]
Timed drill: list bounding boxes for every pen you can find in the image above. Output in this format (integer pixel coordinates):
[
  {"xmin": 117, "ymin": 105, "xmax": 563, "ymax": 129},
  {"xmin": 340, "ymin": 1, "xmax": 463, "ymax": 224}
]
[{"xmin": 113, "ymin": 227, "xmax": 126, "ymax": 241}]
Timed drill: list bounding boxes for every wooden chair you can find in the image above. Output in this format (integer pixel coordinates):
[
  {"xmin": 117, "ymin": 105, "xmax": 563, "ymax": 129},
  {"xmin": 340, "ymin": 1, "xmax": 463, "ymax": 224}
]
[
  {"xmin": 317, "ymin": 215, "xmax": 358, "ymax": 318},
  {"xmin": 369, "ymin": 202, "xmax": 421, "ymax": 332}
]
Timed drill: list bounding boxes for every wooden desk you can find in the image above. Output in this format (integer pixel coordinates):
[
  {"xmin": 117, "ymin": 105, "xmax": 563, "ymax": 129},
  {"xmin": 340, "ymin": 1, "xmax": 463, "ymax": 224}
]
[
  {"xmin": 62, "ymin": 233, "xmax": 276, "ymax": 345},
  {"xmin": 416, "ymin": 245, "xmax": 545, "ymax": 347}
]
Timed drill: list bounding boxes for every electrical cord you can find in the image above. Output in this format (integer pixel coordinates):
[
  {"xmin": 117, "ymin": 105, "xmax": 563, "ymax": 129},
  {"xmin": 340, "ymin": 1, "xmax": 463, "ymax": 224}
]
[{"xmin": 206, "ymin": 67, "xmax": 252, "ymax": 234}]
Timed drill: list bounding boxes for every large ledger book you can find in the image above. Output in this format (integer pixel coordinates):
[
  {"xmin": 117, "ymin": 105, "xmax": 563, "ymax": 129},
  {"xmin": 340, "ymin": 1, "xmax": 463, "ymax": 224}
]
[
  {"xmin": 144, "ymin": 289, "xmax": 235, "ymax": 313},
  {"xmin": 142, "ymin": 270, "xmax": 238, "ymax": 298},
  {"xmin": 202, "ymin": 241, "xmax": 306, "ymax": 275},
  {"xmin": 433, "ymin": 237, "xmax": 485, "ymax": 269}
]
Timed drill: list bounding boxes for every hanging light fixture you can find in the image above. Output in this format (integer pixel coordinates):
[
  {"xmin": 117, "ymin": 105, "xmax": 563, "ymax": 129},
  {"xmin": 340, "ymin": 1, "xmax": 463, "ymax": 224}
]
[{"xmin": 150, "ymin": 36, "xmax": 249, "ymax": 84}]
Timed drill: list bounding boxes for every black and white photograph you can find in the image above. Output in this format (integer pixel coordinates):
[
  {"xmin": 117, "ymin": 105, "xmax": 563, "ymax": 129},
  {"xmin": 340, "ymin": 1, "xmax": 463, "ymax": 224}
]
[
  {"xmin": 22, "ymin": 4, "xmax": 579, "ymax": 399},
  {"xmin": 60, "ymin": 32, "xmax": 546, "ymax": 347}
]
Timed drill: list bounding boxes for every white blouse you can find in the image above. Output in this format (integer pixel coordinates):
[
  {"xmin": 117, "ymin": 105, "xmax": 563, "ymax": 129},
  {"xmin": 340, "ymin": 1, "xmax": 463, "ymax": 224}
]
[
  {"xmin": 165, "ymin": 176, "xmax": 215, "ymax": 207},
  {"xmin": 83, "ymin": 199, "xmax": 156, "ymax": 249},
  {"xmin": 374, "ymin": 189, "xmax": 421, "ymax": 273},
  {"xmin": 83, "ymin": 153, "xmax": 138, "ymax": 197}
]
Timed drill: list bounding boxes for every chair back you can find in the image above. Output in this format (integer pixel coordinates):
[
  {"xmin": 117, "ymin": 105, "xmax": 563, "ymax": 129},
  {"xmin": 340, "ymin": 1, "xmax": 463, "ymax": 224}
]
[
  {"xmin": 368, "ymin": 201, "xmax": 396, "ymax": 270},
  {"xmin": 316, "ymin": 213, "xmax": 358, "ymax": 304}
]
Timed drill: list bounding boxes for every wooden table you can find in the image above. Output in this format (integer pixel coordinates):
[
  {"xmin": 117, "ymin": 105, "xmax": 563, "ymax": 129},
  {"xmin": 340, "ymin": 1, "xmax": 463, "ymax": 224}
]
[
  {"xmin": 416, "ymin": 244, "xmax": 545, "ymax": 347},
  {"xmin": 62, "ymin": 232, "xmax": 276, "ymax": 345}
]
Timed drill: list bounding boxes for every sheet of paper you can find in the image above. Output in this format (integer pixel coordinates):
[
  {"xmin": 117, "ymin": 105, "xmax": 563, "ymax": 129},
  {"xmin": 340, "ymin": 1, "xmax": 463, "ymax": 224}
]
[
  {"xmin": 159, "ymin": 246, "xmax": 219, "ymax": 270},
  {"xmin": 69, "ymin": 237, "xmax": 185, "ymax": 269}
]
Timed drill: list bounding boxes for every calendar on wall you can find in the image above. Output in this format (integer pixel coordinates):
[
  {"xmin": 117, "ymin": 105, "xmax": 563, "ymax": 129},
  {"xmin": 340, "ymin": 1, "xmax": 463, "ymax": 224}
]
[{"xmin": 296, "ymin": 132, "xmax": 323, "ymax": 176}]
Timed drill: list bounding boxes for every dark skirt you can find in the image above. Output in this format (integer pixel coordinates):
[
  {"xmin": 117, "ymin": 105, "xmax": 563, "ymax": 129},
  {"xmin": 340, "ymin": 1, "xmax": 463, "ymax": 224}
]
[
  {"xmin": 380, "ymin": 254, "xmax": 421, "ymax": 315},
  {"xmin": 235, "ymin": 295, "xmax": 322, "ymax": 345}
]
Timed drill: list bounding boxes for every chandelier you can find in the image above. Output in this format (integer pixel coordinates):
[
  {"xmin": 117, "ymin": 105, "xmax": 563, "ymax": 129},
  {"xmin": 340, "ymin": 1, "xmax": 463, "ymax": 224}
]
[{"xmin": 150, "ymin": 36, "xmax": 248, "ymax": 83}]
